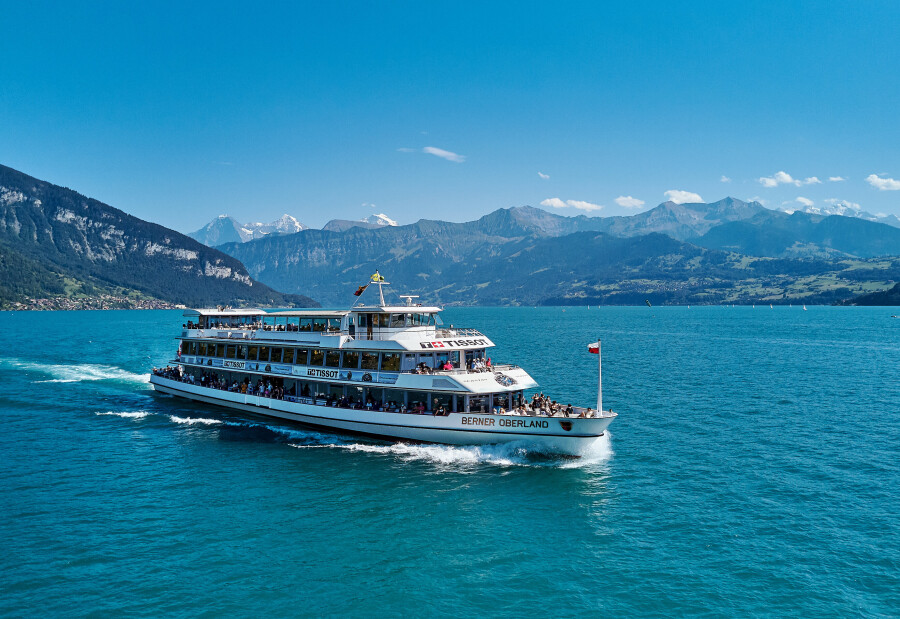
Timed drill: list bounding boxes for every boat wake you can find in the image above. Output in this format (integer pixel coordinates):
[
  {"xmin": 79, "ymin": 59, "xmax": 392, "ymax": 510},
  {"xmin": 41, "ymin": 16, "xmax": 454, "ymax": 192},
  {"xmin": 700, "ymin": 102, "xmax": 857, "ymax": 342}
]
[
  {"xmin": 93, "ymin": 406, "xmax": 614, "ymax": 469},
  {"xmin": 290, "ymin": 433, "xmax": 614, "ymax": 469},
  {"xmin": 2, "ymin": 358, "xmax": 149, "ymax": 385},
  {"xmin": 95, "ymin": 410, "xmax": 151, "ymax": 420},
  {"xmin": 169, "ymin": 415, "xmax": 224, "ymax": 426}
]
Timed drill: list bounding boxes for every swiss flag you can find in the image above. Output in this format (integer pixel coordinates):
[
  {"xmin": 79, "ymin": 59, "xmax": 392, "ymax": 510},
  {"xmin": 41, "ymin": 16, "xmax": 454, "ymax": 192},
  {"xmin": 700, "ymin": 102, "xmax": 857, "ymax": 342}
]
[{"xmin": 587, "ymin": 341, "xmax": 600, "ymax": 354}]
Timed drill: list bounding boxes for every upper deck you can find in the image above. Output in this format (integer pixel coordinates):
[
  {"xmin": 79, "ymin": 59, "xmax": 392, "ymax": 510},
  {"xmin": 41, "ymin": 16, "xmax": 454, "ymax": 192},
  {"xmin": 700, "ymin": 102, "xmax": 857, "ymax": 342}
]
[{"xmin": 181, "ymin": 305, "xmax": 494, "ymax": 353}]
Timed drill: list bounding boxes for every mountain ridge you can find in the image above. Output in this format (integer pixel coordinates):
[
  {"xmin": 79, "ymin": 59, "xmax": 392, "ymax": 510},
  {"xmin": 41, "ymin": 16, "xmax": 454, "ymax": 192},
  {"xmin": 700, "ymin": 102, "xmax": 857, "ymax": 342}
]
[{"xmin": 0, "ymin": 164, "xmax": 318, "ymax": 308}]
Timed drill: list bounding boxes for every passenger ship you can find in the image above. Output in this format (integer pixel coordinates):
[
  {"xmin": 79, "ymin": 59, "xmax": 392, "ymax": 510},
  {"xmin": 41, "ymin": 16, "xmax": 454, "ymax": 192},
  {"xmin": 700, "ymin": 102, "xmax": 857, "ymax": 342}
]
[{"xmin": 149, "ymin": 278, "xmax": 617, "ymax": 455}]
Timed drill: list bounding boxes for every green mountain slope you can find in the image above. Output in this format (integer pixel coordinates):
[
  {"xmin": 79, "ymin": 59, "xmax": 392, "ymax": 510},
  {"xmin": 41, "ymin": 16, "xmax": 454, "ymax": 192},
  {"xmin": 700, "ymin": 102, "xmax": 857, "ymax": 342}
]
[
  {"xmin": 0, "ymin": 164, "xmax": 318, "ymax": 308},
  {"xmin": 695, "ymin": 210, "xmax": 900, "ymax": 258}
]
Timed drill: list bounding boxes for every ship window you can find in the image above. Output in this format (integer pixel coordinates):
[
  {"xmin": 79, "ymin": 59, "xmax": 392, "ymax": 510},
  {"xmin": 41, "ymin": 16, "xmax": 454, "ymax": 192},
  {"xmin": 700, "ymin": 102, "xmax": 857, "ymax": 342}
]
[
  {"xmin": 494, "ymin": 393, "xmax": 511, "ymax": 411},
  {"xmin": 383, "ymin": 389, "xmax": 405, "ymax": 409},
  {"xmin": 432, "ymin": 392, "xmax": 452, "ymax": 410},
  {"xmin": 258, "ymin": 346, "xmax": 270, "ymax": 362},
  {"xmin": 342, "ymin": 351, "xmax": 360, "ymax": 369},
  {"xmin": 197, "ymin": 342, "xmax": 206, "ymax": 356},
  {"xmin": 263, "ymin": 315, "xmax": 275, "ymax": 327},
  {"xmin": 295, "ymin": 348, "xmax": 309, "ymax": 365},
  {"xmin": 313, "ymin": 318, "xmax": 327, "ymax": 332},
  {"xmin": 381, "ymin": 353, "xmax": 400, "ymax": 372},
  {"xmin": 357, "ymin": 314, "xmax": 367, "ymax": 327},
  {"xmin": 270, "ymin": 348, "xmax": 283, "ymax": 363},
  {"xmin": 390, "ymin": 314, "xmax": 405, "ymax": 328},
  {"xmin": 300, "ymin": 318, "xmax": 313, "ymax": 332},
  {"xmin": 469, "ymin": 395, "xmax": 488, "ymax": 413},
  {"xmin": 375, "ymin": 313, "xmax": 389, "ymax": 327},
  {"xmin": 327, "ymin": 318, "xmax": 341, "ymax": 332},
  {"xmin": 225, "ymin": 345, "xmax": 236, "ymax": 359},
  {"xmin": 360, "ymin": 351, "xmax": 378, "ymax": 370},
  {"xmin": 407, "ymin": 392, "xmax": 431, "ymax": 411},
  {"xmin": 287, "ymin": 317, "xmax": 299, "ymax": 330},
  {"xmin": 309, "ymin": 349, "xmax": 324, "ymax": 366},
  {"xmin": 247, "ymin": 345, "xmax": 258, "ymax": 360},
  {"xmin": 325, "ymin": 350, "xmax": 340, "ymax": 367},
  {"xmin": 236, "ymin": 345, "xmax": 247, "ymax": 360},
  {"xmin": 434, "ymin": 315, "xmax": 443, "ymax": 326},
  {"xmin": 436, "ymin": 352, "xmax": 449, "ymax": 366},
  {"xmin": 283, "ymin": 348, "xmax": 295, "ymax": 364}
]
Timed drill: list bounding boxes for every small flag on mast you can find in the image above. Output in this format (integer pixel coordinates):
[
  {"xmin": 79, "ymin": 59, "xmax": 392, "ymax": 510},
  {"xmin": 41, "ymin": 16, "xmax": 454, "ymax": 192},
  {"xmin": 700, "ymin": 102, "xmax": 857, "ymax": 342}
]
[
  {"xmin": 371, "ymin": 270, "xmax": 385, "ymax": 282},
  {"xmin": 353, "ymin": 284, "xmax": 369, "ymax": 296},
  {"xmin": 587, "ymin": 341, "xmax": 600, "ymax": 354}
]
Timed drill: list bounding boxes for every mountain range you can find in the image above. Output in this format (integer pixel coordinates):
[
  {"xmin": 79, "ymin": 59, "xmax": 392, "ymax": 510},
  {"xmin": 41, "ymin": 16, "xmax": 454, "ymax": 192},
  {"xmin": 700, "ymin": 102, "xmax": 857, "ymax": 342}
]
[
  {"xmin": 189, "ymin": 212, "xmax": 398, "ymax": 245},
  {"xmin": 0, "ymin": 164, "xmax": 317, "ymax": 308},
  {"xmin": 216, "ymin": 199, "xmax": 900, "ymax": 306}
]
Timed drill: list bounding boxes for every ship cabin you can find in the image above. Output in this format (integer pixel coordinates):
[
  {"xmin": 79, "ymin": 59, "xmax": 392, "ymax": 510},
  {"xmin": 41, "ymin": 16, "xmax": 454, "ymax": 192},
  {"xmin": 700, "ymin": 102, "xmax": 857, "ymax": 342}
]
[{"xmin": 173, "ymin": 307, "xmax": 532, "ymax": 415}]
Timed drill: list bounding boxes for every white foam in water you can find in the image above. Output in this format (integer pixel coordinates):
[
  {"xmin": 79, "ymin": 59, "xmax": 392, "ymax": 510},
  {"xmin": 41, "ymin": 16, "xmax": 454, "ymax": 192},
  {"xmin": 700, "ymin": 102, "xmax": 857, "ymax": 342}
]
[
  {"xmin": 95, "ymin": 410, "xmax": 150, "ymax": 419},
  {"xmin": 3, "ymin": 358, "xmax": 149, "ymax": 384},
  {"xmin": 291, "ymin": 435, "xmax": 615, "ymax": 469},
  {"xmin": 169, "ymin": 415, "xmax": 223, "ymax": 426}
]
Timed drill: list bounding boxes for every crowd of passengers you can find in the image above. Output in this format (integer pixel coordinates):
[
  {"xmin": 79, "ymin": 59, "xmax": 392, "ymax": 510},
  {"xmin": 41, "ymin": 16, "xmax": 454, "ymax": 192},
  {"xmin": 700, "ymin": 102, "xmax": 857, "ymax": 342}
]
[
  {"xmin": 403, "ymin": 357, "xmax": 493, "ymax": 374},
  {"xmin": 151, "ymin": 366, "xmax": 451, "ymax": 415},
  {"xmin": 152, "ymin": 367, "xmax": 596, "ymax": 418}
]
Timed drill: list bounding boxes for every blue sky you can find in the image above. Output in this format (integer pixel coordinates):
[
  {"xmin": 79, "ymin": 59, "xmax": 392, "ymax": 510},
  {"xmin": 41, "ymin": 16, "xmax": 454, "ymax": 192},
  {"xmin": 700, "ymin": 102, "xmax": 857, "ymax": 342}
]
[{"xmin": 2, "ymin": 1, "xmax": 899, "ymax": 231}]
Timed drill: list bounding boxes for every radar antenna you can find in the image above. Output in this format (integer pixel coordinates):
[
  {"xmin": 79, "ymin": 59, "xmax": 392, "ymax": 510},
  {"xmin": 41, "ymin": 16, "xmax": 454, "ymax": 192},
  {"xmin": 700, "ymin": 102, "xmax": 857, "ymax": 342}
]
[{"xmin": 398, "ymin": 295, "xmax": 419, "ymax": 307}]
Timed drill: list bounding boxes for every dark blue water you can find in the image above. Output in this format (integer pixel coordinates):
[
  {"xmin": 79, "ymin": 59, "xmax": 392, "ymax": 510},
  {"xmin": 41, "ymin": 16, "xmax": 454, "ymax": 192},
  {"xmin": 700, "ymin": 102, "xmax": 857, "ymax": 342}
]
[{"xmin": 1, "ymin": 307, "xmax": 898, "ymax": 616}]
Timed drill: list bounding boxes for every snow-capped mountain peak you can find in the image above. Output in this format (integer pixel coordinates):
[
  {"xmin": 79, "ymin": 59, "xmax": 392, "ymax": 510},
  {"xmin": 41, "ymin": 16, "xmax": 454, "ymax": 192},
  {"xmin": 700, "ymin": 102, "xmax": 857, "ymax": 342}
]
[
  {"xmin": 362, "ymin": 213, "xmax": 398, "ymax": 227},
  {"xmin": 781, "ymin": 200, "xmax": 900, "ymax": 227}
]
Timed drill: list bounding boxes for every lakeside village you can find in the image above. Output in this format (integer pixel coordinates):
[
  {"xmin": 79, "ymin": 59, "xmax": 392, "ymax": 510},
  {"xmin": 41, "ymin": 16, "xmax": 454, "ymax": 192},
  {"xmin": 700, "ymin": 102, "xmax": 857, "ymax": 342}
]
[{"xmin": 7, "ymin": 295, "xmax": 184, "ymax": 311}]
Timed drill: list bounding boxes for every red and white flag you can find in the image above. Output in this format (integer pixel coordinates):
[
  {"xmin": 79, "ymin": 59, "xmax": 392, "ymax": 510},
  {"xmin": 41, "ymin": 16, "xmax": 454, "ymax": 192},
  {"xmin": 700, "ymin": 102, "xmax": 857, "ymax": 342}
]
[{"xmin": 587, "ymin": 341, "xmax": 600, "ymax": 354}]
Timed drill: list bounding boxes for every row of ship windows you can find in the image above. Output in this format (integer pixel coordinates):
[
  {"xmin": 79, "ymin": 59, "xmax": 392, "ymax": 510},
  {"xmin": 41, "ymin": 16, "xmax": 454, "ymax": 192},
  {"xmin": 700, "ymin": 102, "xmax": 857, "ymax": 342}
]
[
  {"xmin": 186, "ymin": 368, "xmax": 520, "ymax": 412},
  {"xmin": 180, "ymin": 341, "xmax": 476, "ymax": 371},
  {"xmin": 189, "ymin": 313, "xmax": 439, "ymax": 331}
]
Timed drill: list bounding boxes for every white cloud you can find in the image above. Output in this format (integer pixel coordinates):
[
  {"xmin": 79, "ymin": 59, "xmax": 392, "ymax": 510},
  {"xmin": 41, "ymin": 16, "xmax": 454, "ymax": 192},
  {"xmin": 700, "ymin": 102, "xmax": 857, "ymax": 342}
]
[
  {"xmin": 540, "ymin": 198, "xmax": 603, "ymax": 212},
  {"xmin": 758, "ymin": 171, "xmax": 821, "ymax": 188},
  {"xmin": 566, "ymin": 199, "xmax": 603, "ymax": 212},
  {"xmin": 664, "ymin": 189, "xmax": 703, "ymax": 204},
  {"xmin": 396, "ymin": 147, "xmax": 416, "ymax": 153},
  {"xmin": 538, "ymin": 172, "xmax": 550, "ymax": 179},
  {"xmin": 795, "ymin": 196, "xmax": 814, "ymax": 207},
  {"xmin": 422, "ymin": 146, "xmax": 466, "ymax": 162},
  {"xmin": 720, "ymin": 175, "xmax": 731, "ymax": 183},
  {"xmin": 828, "ymin": 176, "xmax": 847, "ymax": 182},
  {"xmin": 615, "ymin": 195, "xmax": 645, "ymax": 208},
  {"xmin": 866, "ymin": 174, "xmax": 900, "ymax": 191},
  {"xmin": 759, "ymin": 171, "xmax": 796, "ymax": 187},
  {"xmin": 750, "ymin": 196, "xmax": 769, "ymax": 206},
  {"xmin": 540, "ymin": 198, "xmax": 567, "ymax": 209}
]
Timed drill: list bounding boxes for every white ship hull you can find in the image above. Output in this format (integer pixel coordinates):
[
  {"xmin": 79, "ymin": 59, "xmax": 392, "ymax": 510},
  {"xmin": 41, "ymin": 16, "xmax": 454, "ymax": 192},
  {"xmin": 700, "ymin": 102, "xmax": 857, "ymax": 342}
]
[{"xmin": 151, "ymin": 376, "xmax": 614, "ymax": 456}]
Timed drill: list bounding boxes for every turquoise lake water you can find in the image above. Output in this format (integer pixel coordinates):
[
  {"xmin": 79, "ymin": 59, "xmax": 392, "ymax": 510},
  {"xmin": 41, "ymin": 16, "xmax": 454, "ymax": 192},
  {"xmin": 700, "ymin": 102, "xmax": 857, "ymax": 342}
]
[{"xmin": 1, "ymin": 306, "xmax": 898, "ymax": 616}]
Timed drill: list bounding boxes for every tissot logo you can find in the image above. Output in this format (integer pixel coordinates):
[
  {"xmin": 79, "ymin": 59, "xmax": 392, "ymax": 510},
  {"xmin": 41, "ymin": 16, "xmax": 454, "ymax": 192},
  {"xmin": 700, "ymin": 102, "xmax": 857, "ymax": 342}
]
[{"xmin": 420, "ymin": 338, "xmax": 488, "ymax": 349}]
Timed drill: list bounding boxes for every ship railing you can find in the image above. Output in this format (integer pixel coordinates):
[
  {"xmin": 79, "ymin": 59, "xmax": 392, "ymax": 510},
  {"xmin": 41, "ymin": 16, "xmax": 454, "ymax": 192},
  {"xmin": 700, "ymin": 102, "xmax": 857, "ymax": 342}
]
[
  {"xmin": 435, "ymin": 327, "xmax": 484, "ymax": 338},
  {"xmin": 406, "ymin": 363, "xmax": 519, "ymax": 376}
]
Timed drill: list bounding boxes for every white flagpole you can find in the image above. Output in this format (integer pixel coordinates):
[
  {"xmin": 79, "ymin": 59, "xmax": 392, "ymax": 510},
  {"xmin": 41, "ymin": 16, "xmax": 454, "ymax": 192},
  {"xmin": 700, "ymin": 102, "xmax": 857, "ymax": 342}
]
[{"xmin": 596, "ymin": 339, "xmax": 602, "ymax": 414}]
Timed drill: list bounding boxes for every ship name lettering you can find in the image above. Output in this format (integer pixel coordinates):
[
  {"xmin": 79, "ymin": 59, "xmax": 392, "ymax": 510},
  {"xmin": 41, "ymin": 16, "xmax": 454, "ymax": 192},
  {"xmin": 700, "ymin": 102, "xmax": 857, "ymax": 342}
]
[
  {"xmin": 460, "ymin": 416, "xmax": 495, "ymax": 427},
  {"xmin": 498, "ymin": 418, "xmax": 549, "ymax": 429}
]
